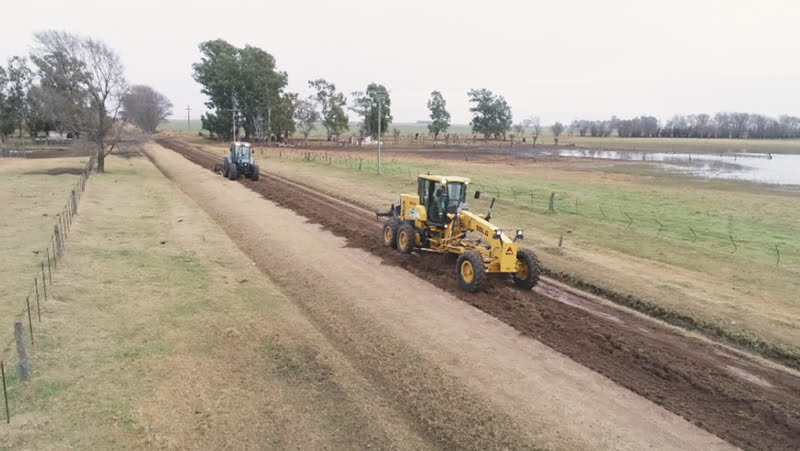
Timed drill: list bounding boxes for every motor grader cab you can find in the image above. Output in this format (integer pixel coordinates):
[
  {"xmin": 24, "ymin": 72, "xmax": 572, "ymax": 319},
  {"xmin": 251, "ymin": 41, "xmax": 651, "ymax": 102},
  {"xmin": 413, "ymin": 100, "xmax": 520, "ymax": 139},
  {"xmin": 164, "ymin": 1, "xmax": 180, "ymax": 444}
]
[
  {"xmin": 377, "ymin": 175, "xmax": 539, "ymax": 292},
  {"xmin": 221, "ymin": 142, "xmax": 260, "ymax": 181}
]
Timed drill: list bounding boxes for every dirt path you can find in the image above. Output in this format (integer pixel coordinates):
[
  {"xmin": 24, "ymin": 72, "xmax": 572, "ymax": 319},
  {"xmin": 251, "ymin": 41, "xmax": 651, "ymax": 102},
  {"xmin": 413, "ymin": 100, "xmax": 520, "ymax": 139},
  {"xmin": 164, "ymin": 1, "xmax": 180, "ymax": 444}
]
[
  {"xmin": 156, "ymin": 137, "xmax": 800, "ymax": 450},
  {"xmin": 143, "ymin": 141, "xmax": 745, "ymax": 449}
]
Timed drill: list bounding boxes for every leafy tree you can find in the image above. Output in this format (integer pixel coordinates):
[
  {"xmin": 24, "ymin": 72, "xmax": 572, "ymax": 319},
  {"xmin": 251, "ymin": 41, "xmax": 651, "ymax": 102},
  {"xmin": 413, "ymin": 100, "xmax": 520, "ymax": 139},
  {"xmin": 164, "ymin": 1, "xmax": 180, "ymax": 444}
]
[
  {"xmin": 294, "ymin": 96, "xmax": 318, "ymax": 145},
  {"xmin": 271, "ymin": 92, "xmax": 297, "ymax": 141},
  {"xmin": 24, "ymin": 85, "xmax": 56, "ymax": 137},
  {"xmin": 31, "ymin": 31, "xmax": 127, "ymax": 173},
  {"xmin": 121, "ymin": 85, "xmax": 172, "ymax": 133},
  {"xmin": 351, "ymin": 83, "xmax": 391, "ymax": 139},
  {"xmin": 309, "ymin": 78, "xmax": 349, "ymax": 141},
  {"xmin": 426, "ymin": 90, "xmax": 450, "ymax": 139},
  {"xmin": 192, "ymin": 39, "xmax": 289, "ymax": 141},
  {"xmin": 0, "ymin": 57, "xmax": 33, "ymax": 139},
  {"xmin": 467, "ymin": 89, "xmax": 512, "ymax": 140},
  {"xmin": 551, "ymin": 122, "xmax": 564, "ymax": 145}
]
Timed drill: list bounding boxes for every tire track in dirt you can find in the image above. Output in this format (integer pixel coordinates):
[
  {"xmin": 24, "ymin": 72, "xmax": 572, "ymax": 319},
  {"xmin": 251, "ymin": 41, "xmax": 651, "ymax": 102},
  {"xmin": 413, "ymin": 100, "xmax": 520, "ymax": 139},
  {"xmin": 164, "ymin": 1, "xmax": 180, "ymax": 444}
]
[{"xmin": 157, "ymin": 137, "xmax": 800, "ymax": 450}]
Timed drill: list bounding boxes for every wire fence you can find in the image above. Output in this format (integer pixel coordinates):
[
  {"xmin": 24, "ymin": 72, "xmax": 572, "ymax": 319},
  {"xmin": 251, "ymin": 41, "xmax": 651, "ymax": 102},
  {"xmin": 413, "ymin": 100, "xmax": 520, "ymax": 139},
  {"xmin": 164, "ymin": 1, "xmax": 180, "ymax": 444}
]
[
  {"xmin": 257, "ymin": 147, "xmax": 797, "ymax": 269},
  {"xmin": 1, "ymin": 154, "xmax": 94, "ymax": 424}
]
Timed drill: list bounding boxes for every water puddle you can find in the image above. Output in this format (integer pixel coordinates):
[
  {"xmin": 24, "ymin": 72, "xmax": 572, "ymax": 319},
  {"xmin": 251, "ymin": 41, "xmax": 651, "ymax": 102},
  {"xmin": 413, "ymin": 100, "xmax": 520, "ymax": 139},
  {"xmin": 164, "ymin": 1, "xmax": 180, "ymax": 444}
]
[{"xmin": 525, "ymin": 149, "xmax": 800, "ymax": 186}]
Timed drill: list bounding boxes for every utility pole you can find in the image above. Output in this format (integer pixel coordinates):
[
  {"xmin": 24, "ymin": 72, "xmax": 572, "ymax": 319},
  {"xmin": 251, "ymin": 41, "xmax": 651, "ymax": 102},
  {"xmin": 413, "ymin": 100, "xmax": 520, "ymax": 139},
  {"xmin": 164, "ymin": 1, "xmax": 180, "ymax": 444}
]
[
  {"xmin": 185, "ymin": 105, "xmax": 191, "ymax": 130},
  {"xmin": 377, "ymin": 97, "xmax": 382, "ymax": 175}
]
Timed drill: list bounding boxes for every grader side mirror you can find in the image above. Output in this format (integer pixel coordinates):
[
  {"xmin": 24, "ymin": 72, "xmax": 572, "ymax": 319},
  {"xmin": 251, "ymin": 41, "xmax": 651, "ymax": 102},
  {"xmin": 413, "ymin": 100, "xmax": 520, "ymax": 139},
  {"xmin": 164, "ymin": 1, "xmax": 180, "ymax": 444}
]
[{"xmin": 474, "ymin": 190, "xmax": 481, "ymax": 199}]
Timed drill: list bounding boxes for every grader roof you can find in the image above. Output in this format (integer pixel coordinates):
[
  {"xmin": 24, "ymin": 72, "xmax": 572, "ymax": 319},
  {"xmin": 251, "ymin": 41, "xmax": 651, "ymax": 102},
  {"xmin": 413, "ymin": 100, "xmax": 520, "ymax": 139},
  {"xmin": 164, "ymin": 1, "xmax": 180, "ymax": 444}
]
[{"xmin": 418, "ymin": 174, "xmax": 471, "ymax": 184}]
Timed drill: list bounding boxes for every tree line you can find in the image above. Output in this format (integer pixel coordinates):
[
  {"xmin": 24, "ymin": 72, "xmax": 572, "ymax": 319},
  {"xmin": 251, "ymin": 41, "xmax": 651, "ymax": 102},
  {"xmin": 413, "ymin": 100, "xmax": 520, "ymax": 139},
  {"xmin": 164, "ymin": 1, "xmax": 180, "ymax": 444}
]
[
  {"xmin": 569, "ymin": 113, "xmax": 800, "ymax": 140},
  {"xmin": 0, "ymin": 31, "xmax": 172, "ymax": 172}
]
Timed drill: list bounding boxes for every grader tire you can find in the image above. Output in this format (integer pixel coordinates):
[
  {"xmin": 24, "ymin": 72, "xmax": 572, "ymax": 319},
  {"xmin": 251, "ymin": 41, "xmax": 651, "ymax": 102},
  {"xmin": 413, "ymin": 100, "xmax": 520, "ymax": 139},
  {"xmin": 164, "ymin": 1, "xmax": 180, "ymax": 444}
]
[
  {"xmin": 457, "ymin": 251, "xmax": 486, "ymax": 292},
  {"xmin": 397, "ymin": 224, "xmax": 415, "ymax": 254},
  {"xmin": 382, "ymin": 219, "xmax": 400, "ymax": 248},
  {"xmin": 512, "ymin": 248, "xmax": 540, "ymax": 290}
]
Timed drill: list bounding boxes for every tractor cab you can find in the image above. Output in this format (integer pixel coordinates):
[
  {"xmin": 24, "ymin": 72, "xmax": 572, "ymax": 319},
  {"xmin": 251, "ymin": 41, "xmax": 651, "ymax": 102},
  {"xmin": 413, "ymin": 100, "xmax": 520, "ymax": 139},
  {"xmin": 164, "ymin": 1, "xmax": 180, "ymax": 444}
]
[
  {"xmin": 417, "ymin": 175, "xmax": 470, "ymax": 225},
  {"xmin": 229, "ymin": 142, "xmax": 253, "ymax": 164}
]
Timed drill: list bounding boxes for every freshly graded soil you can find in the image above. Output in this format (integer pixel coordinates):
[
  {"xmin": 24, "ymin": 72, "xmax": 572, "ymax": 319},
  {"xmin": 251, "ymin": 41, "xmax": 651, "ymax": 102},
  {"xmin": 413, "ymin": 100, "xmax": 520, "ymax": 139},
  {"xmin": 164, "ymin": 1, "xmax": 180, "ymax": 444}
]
[{"xmin": 157, "ymin": 137, "xmax": 800, "ymax": 450}]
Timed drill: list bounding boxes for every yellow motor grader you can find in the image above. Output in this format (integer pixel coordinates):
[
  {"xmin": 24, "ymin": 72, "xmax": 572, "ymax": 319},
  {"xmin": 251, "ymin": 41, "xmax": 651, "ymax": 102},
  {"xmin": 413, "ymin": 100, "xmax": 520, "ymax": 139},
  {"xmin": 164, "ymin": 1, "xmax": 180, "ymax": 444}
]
[{"xmin": 377, "ymin": 174, "xmax": 540, "ymax": 292}]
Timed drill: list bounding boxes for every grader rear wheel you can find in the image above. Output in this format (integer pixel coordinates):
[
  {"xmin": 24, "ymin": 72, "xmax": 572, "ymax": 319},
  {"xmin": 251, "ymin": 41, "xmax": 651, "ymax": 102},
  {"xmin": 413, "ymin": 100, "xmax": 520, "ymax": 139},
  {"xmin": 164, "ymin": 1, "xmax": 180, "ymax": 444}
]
[
  {"xmin": 512, "ymin": 248, "xmax": 540, "ymax": 290},
  {"xmin": 397, "ymin": 224, "xmax": 415, "ymax": 254},
  {"xmin": 382, "ymin": 219, "xmax": 399, "ymax": 248},
  {"xmin": 456, "ymin": 251, "xmax": 486, "ymax": 292}
]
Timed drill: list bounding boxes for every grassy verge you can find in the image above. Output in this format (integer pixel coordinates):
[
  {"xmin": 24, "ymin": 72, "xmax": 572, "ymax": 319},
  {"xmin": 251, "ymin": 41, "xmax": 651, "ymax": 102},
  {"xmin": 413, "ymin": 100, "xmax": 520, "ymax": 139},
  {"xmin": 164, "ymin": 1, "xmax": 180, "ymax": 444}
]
[
  {"xmin": 0, "ymin": 153, "xmax": 432, "ymax": 448},
  {"xmin": 187, "ymin": 138, "xmax": 800, "ymax": 366},
  {"xmin": 0, "ymin": 157, "xmax": 86, "ymax": 325}
]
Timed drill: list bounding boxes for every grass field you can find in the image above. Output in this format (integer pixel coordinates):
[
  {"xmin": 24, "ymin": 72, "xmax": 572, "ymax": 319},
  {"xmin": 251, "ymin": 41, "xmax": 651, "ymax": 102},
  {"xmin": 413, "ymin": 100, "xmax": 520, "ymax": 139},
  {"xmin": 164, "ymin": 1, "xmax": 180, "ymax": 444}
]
[
  {"xmin": 0, "ymin": 154, "xmax": 438, "ymax": 447},
  {"xmin": 182, "ymin": 134, "xmax": 800, "ymax": 363},
  {"xmin": 159, "ymin": 119, "xmax": 800, "ymax": 155},
  {"xmin": 0, "ymin": 157, "xmax": 87, "ymax": 331}
]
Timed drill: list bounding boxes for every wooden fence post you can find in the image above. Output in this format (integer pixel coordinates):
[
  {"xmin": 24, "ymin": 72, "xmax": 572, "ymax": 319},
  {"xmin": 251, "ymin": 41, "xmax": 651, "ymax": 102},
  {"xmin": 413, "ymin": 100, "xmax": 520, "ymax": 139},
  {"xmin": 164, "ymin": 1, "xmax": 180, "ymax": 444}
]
[{"xmin": 14, "ymin": 322, "xmax": 29, "ymax": 381}]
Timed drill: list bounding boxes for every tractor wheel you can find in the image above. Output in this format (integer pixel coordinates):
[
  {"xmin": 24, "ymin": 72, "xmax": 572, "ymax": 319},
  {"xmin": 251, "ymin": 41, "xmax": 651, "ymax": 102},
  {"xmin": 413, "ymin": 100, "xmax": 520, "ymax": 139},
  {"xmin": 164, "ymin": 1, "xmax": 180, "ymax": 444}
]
[
  {"xmin": 382, "ymin": 219, "xmax": 399, "ymax": 248},
  {"xmin": 397, "ymin": 224, "xmax": 416, "ymax": 254},
  {"xmin": 512, "ymin": 248, "xmax": 540, "ymax": 290},
  {"xmin": 251, "ymin": 165, "xmax": 260, "ymax": 181},
  {"xmin": 222, "ymin": 162, "xmax": 228, "ymax": 177},
  {"xmin": 456, "ymin": 251, "xmax": 486, "ymax": 292},
  {"xmin": 228, "ymin": 164, "xmax": 238, "ymax": 180}
]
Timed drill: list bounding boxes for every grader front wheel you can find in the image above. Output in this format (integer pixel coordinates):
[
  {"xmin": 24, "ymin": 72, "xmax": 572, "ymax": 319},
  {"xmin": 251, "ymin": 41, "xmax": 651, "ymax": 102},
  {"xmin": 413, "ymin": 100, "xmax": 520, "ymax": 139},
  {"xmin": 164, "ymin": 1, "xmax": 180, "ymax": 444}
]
[
  {"xmin": 512, "ymin": 248, "xmax": 540, "ymax": 290},
  {"xmin": 457, "ymin": 251, "xmax": 486, "ymax": 292}
]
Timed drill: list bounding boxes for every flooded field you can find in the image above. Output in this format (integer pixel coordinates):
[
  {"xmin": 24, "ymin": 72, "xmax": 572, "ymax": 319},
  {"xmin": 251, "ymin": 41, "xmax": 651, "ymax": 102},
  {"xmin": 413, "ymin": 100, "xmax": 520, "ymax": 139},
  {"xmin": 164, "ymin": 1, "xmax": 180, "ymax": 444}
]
[{"xmin": 529, "ymin": 149, "xmax": 800, "ymax": 186}]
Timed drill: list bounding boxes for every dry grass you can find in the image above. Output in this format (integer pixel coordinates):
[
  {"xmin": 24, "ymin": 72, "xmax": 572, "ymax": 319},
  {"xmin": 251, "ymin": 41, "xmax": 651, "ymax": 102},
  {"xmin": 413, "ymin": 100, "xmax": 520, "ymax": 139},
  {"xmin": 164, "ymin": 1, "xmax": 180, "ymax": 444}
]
[
  {"xmin": 0, "ymin": 157, "xmax": 87, "ymax": 334},
  {"xmin": 0, "ymin": 154, "xmax": 436, "ymax": 448}
]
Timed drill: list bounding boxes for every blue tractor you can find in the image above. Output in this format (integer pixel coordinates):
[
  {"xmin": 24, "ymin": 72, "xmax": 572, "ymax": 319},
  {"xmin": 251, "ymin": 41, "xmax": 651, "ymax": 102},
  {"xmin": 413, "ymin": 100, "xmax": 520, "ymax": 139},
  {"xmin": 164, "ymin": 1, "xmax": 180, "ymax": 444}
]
[{"xmin": 222, "ymin": 142, "xmax": 260, "ymax": 181}]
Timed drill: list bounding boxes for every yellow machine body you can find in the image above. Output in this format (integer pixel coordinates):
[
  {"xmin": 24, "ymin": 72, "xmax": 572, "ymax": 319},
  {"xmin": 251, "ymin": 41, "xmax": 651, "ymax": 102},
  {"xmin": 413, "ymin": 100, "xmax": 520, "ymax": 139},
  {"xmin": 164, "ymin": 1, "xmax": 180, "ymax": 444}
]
[{"xmin": 391, "ymin": 175, "xmax": 519, "ymax": 273}]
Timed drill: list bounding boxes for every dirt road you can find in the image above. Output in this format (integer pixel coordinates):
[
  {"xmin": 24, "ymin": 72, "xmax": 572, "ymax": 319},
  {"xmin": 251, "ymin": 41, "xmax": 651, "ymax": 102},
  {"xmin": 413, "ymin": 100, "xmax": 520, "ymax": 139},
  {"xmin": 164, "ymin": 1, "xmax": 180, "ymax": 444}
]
[
  {"xmin": 152, "ymin": 138, "xmax": 800, "ymax": 449},
  {"xmin": 144, "ymin": 140, "xmax": 736, "ymax": 449}
]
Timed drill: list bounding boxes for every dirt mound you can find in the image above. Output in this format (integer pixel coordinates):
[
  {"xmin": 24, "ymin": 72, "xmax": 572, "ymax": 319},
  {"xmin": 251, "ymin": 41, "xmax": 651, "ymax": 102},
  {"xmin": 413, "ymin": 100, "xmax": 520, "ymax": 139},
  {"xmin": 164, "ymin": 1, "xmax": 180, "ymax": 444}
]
[
  {"xmin": 156, "ymin": 137, "xmax": 800, "ymax": 450},
  {"xmin": 25, "ymin": 167, "xmax": 85, "ymax": 175}
]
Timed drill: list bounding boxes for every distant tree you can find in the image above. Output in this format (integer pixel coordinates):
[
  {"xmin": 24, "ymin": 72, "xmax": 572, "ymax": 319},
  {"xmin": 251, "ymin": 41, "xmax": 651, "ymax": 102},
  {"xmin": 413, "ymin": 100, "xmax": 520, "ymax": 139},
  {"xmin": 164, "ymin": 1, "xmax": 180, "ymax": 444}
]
[
  {"xmin": 513, "ymin": 123, "xmax": 524, "ymax": 136},
  {"xmin": 730, "ymin": 112, "xmax": 749, "ymax": 139},
  {"xmin": 351, "ymin": 83, "xmax": 392, "ymax": 139},
  {"xmin": 294, "ymin": 96, "xmax": 318, "ymax": 146},
  {"xmin": 426, "ymin": 90, "xmax": 450, "ymax": 139},
  {"xmin": 271, "ymin": 92, "xmax": 297, "ymax": 141},
  {"xmin": 121, "ymin": 85, "xmax": 172, "ymax": 133},
  {"xmin": 0, "ymin": 57, "xmax": 33, "ymax": 140},
  {"xmin": 392, "ymin": 127, "xmax": 401, "ymax": 143},
  {"xmin": 529, "ymin": 116, "xmax": 541, "ymax": 146},
  {"xmin": 308, "ymin": 78, "xmax": 349, "ymax": 141},
  {"xmin": 551, "ymin": 122, "xmax": 564, "ymax": 145},
  {"xmin": 193, "ymin": 39, "xmax": 288, "ymax": 141},
  {"xmin": 24, "ymin": 85, "xmax": 55, "ymax": 137},
  {"xmin": 467, "ymin": 88, "xmax": 512, "ymax": 140},
  {"xmin": 31, "ymin": 30, "xmax": 127, "ymax": 173}
]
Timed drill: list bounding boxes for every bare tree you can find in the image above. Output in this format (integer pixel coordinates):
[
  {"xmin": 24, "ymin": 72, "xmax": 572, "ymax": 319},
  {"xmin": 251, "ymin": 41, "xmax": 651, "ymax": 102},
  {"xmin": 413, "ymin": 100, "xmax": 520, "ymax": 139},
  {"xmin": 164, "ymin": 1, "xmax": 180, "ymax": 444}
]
[
  {"xmin": 293, "ymin": 96, "xmax": 318, "ymax": 146},
  {"xmin": 529, "ymin": 116, "xmax": 541, "ymax": 146},
  {"xmin": 31, "ymin": 31, "xmax": 127, "ymax": 172},
  {"xmin": 121, "ymin": 85, "xmax": 172, "ymax": 133}
]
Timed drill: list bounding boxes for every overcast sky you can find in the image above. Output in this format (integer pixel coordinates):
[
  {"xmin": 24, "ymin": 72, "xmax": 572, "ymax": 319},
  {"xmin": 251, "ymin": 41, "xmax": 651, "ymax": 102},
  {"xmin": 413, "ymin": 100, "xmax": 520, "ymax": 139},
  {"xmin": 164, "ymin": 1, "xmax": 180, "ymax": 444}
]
[{"xmin": 2, "ymin": 0, "xmax": 799, "ymax": 124}]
